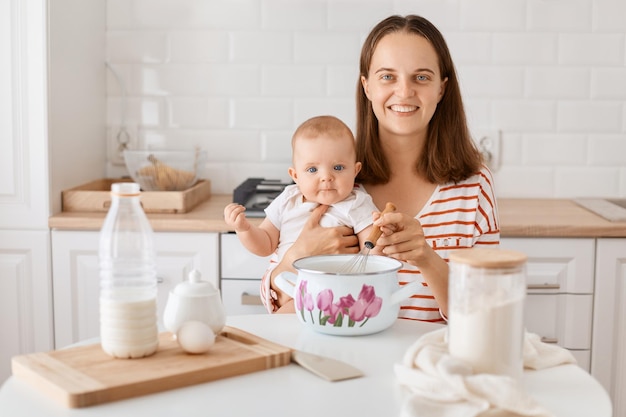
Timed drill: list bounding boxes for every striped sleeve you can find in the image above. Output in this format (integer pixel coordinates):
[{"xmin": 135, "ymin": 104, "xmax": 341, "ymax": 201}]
[{"xmin": 397, "ymin": 165, "xmax": 500, "ymax": 322}]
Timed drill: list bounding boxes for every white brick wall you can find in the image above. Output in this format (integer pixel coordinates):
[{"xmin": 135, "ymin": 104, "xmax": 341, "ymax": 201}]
[{"xmin": 105, "ymin": 0, "xmax": 626, "ymax": 198}]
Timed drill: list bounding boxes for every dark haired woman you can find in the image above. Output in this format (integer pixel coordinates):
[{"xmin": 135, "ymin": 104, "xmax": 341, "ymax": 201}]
[{"xmin": 261, "ymin": 15, "xmax": 500, "ymax": 322}]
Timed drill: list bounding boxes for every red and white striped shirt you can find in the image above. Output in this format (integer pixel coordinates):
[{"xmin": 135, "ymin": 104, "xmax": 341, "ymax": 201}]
[
  {"xmin": 260, "ymin": 165, "xmax": 500, "ymax": 322},
  {"xmin": 396, "ymin": 165, "xmax": 500, "ymax": 322}
]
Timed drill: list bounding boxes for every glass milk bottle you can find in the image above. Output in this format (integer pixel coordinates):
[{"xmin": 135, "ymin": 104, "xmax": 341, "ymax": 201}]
[
  {"xmin": 99, "ymin": 182, "xmax": 159, "ymax": 359},
  {"xmin": 448, "ymin": 248, "xmax": 527, "ymax": 379}
]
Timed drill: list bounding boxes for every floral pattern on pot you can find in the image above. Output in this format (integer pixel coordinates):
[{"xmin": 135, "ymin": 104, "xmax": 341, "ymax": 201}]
[{"xmin": 295, "ymin": 280, "xmax": 383, "ymax": 327}]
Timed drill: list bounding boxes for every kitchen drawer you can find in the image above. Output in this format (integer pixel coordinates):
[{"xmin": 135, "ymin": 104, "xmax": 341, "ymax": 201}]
[
  {"xmin": 525, "ymin": 293, "xmax": 593, "ymax": 350},
  {"xmin": 501, "ymin": 238, "xmax": 595, "ymax": 294},
  {"xmin": 570, "ymin": 350, "xmax": 590, "ymax": 372},
  {"xmin": 221, "ymin": 279, "xmax": 267, "ymax": 316},
  {"xmin": 221, "ymin": 233, "xmax": 271, "ymax": 279}
]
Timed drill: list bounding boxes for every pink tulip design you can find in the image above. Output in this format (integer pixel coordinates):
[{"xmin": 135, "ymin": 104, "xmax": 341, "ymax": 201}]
[
  {"xmin": 347, "ymin": 285, "xmax": 382, "ymax": 326},
  {"xmin": 313, "ymin": 284, "xmax": 382, "ymax": 328},
  {"xmin": 296, "ymin": 280, "xmax": 315, "ymax": 322}
]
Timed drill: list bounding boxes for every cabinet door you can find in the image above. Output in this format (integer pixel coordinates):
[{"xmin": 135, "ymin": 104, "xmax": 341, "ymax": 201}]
[
  {"xmin": 592, "ymin": 238, "xmax": 626, "ymax": 416},
  {"xmin": 501, "ymin": 238, "xmax": 595, "ymax": 370},
  {"xmin": 220, "ymin": 233, "xmax": 272, "ymax": 315},
  {"xmin": 221, "ymin": 232, "xmax": 272, "ymax": 279},
  {"xmin": 221, "ymin": 279, "xmax": 268, "ymax": 316},
  {"xmin": 51, "ymin": 230, "xmax": 218, "ymax": 348},
  {"xmin": 0, "ymin": 231, "xmax": 53, "ymax": 384},
  {"xmin": 0, "ymin": 0, "xmax": 50, "ymax": 230}
]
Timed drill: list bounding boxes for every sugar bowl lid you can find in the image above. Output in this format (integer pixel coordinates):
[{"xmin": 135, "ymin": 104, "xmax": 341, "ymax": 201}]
[{"xmin": 172, "ymin": 269, "xmax": 218, "ymax": 297}]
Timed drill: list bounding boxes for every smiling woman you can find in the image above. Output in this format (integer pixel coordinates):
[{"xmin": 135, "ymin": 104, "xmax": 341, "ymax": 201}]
[{"xmin": 263, "ymin": 15, "xmax": 499, "ymax": 322}]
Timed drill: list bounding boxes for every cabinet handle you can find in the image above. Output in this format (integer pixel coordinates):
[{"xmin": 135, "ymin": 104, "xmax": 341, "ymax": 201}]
[
  {"xmin": 540, "ymin": 337, "xmax": 559, "ymax": 344},
  {"xmin": 241, "ymin": 292, "xmax": 263, "ymax": 306},
  {"xmin": 157, "ymin": 277, "xmax": 164, "ymax": 284},
  {"xmin": 526, "ymin": 283, "xmax": 560, "ymax": 290}
]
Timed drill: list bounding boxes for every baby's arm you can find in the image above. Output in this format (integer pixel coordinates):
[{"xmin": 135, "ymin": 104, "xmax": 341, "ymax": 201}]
[{"xmin": 224, "ymin": 203, "xmax": 279, "ymax": 257}]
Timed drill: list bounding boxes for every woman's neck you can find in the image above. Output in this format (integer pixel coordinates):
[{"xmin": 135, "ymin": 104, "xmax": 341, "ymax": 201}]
[
  {"xmin": 380, "ymin": 130, "xmax": 426, "ymax": 178},
  {"xmin": 366, "ymin": 130, "xmax": 436, "ymax": 216}
]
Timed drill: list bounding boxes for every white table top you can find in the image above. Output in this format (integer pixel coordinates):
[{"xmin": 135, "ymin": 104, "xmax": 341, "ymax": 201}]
[{"xmin": 0, "ymin": 314, "xmax": 613, "ymax": 417}]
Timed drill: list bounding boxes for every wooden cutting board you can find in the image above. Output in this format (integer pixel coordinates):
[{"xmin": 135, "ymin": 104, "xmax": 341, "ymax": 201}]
[{"xmin": 11, "ymin": 326, "xmax": 291, "ymax": 408}]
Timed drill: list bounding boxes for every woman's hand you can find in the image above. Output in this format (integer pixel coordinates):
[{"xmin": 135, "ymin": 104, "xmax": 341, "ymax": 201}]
[
  {"xmin": 372, "ymin": 212, "xmax": 430, "ymax": 266},
  {"xmin": 373, "ymin": 211, "xmax": 450, "ymax": 316},
  {"xmin": 269, "ymin": 204, "xmax": 359, "ymax": 308},
  {"xmin": 289, "ymin": 204, "xmax": 360, "ymax": 258}
]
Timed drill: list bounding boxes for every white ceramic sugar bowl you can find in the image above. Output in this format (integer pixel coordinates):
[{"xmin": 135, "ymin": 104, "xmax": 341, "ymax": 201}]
[{"xmin": 163, "ymin": 269, "xmax": 226, "ymax": 335}]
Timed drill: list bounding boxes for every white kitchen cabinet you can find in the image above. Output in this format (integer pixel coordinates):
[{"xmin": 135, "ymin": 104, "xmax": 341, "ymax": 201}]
[
  {"xmin": 51, "ymin": 230, "xmax": 219, "ymax": 349},
  {"xmin": 0, "ymin": 0, "xmax": 104, "ymax": 384},
  {"xmin": 0, "ymin": 231, "xmax": 53, "ymax": 384},
  {"xmin": 500, "ymin": 238, "xmax": 596, "ymax": 371},
  {"xmin": 592, "ymin": 238, "xmax": 626, "ymax": 417},
  {"xmin": 220, "ymin": 233, "xmax": 271, "ymax": 315}
]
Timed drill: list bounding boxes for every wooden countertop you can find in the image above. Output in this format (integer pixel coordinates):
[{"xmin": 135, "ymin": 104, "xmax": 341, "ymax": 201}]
[{"xmin": 48, "ymin": 194, "xmax": 626, "ymax": 238}]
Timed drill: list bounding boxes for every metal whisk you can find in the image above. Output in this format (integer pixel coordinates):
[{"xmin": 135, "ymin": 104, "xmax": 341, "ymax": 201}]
[{"xmin": 338, "ymin": 202, "xmax": 396, "ymax": 274}]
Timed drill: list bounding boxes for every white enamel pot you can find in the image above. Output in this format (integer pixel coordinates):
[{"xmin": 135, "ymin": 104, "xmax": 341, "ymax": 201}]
[{"xmin": 275, "ymin": 254, "xmax": 419, "ymax": 336}]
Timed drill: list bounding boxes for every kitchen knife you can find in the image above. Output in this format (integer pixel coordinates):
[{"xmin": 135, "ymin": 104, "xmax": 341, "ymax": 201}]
[{"xmin": 291, "ymin": 350, "xmax": 363, "ymax": 382}]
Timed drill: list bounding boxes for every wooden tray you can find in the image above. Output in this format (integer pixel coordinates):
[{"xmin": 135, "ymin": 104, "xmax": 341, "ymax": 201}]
[
  {"xmin": 11, "ymin": 327, "xmax": 292, "ymax": 408},
  {"xmin": 62, "ymin": 178, "xmax": 211, "ymax": 213}
]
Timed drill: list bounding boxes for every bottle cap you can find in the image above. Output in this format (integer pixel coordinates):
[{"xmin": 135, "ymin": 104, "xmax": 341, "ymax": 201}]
[{"xmin": 111, "ymin": 182, "xmax": 141, "ymax": 196}]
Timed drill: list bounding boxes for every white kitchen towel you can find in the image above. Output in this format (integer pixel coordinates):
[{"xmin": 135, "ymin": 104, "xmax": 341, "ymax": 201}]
[{"xmin": 394, "ymin": 328, "xmax": 576, "ymax": 417}]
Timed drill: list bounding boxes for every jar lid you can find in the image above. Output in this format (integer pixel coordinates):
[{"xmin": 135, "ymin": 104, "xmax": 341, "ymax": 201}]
[
  {"xmin": 173, "ymin": 270, "xmax": 217, "ymax": 297},
  {"xmin": 449, "ymin": 248, "xmax": 527, "ymax": 269}
]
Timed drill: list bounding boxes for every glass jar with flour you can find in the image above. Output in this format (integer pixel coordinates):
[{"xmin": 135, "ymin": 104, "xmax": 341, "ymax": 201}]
[{"xmin": 448, "ymin": 248, "xmax": 527, "ymax": 379}]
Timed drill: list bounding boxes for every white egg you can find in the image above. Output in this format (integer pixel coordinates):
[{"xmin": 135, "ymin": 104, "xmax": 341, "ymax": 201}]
[{"xmin": 176, "ymin": 320, "xmax": 216, "ymax": 354}]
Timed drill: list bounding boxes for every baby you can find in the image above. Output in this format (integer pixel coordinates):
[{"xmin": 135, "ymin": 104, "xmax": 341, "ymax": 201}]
[{"xmin": 224, "ymin": 115, "xmax": 380, "ymax": 261}]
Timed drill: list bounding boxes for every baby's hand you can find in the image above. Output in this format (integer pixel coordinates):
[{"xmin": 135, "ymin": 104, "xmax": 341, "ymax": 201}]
[{"xmin": 223, "ymin": 203, "xmax": 251, "ymax": 232}]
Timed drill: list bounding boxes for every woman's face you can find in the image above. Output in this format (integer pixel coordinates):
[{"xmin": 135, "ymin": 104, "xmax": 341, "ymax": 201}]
[{"xmin": 361, "ymin": 31, "xmax": 447, "ymax": 141}]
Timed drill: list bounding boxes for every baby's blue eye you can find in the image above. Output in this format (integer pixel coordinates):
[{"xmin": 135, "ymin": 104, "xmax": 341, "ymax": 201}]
[
  {"xmin": 306, "ymin": 167, "xmax": 318, "ymax": 174},
  {"xmin": 334, "ymin": 165, "xmax": 345, "ymax": 171}
]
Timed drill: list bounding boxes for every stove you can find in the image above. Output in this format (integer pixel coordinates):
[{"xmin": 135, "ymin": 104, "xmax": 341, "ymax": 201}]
[{"xmin": 233, "ymin": 178, "xmax": 292, "ymax": 218}]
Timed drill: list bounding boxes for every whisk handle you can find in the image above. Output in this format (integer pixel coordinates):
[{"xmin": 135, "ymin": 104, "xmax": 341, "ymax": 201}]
[{"xmin": 364, "ymin": 202, "xmax": 396, "ymax": 249}]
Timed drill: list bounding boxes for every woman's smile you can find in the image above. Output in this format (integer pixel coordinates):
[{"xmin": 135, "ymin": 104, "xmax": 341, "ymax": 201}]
[{"xmin": 389, "ymin": 104, "xmax": 419, "ymax": 114}]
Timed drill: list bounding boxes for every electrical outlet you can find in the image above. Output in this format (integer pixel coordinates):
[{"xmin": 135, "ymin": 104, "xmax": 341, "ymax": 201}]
[
  {"xmin": 473, "ymin": 130, "xmax": 501, "ymax": 172},
  {"xmin": 108, "ymin": 125, "xmax": 137, "ymax": 166}
]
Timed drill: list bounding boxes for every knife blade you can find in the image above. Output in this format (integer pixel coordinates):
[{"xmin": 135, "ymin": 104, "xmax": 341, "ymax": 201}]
[{"xmin": 291, "ymin": 350, "xmax": 364, "ymax": 382}]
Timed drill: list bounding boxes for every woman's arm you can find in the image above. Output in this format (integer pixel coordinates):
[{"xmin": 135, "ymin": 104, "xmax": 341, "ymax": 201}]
[{"xmin": 261, "ymin": 204, "xmax": 359, "ymax": 312}]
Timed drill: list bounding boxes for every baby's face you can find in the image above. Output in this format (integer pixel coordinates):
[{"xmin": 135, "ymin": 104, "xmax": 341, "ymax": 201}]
[{"xmin": 289, "ymin": 133, "xmax": 361, "ymax": 205}]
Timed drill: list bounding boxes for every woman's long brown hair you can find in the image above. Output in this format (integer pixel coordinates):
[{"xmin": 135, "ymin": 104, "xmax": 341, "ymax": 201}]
[{"xmin": 355, "ymin": 15, "xmax": 483, "ymax": 185}]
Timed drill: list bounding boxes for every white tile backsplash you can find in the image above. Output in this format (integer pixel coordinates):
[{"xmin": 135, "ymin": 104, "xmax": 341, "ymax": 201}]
[
  {"xmin": 527, "ymin": 0, "xmax": 592, "ymax": 32},
  {"xmin": 559, "ymin": 34, "xmax": 624, "ymax": 66},
  {"xmin": 591, "ymin": 68, "xmax": 626, "ymax": 99},
  {"xmin": 523, "ymin": 134, "xmax": 587, "ymax": 166},
  {"xmin": 169, "ymin": 31, "xmax": 230, "ymax": 63},
  {"xmin": 557, "ymin": 102, "xmax": 622, "ymax": 132},
  {"xmin": 526, "ymin": 68, "xmax": 590, "ymax": 99},
  {"xmin": 459, "ymin": 0, "xmax": 526, "ymax": 31},
  {"xmin": 105, "ymin": 0, "xmax": 626, "ymax": 197},
  {"xmin": 492, "ymin": 34, "xmax": 558, "ymax": 65},
  {"xmin": 492, "ymin": 100, "xmax": 556, "ymax": 131},
  {"xmin": 588, "ymin": 135, "xmax": 626, "ymax": 166},
  {"xmin": 555, "ymin": 168, "xmax": 620, "ymax": 198}
]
